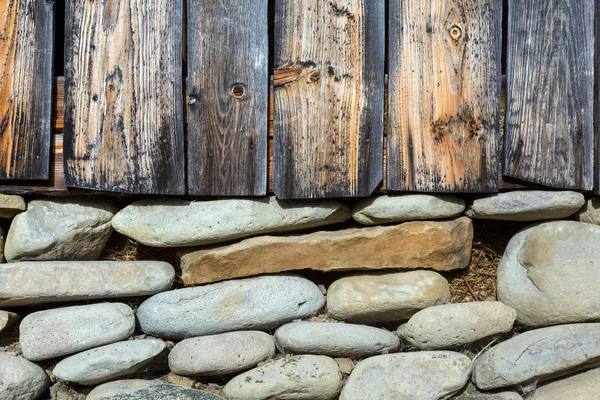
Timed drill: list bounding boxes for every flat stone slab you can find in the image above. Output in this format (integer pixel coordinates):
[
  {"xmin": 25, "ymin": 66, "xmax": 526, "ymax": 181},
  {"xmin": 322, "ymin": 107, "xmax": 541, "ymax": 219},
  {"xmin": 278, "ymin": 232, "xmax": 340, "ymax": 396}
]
[
  {"xmin": 179, "ymin": 217, "xmax": 473, "ymax": 285},
  {"xmin": 169, "ymin": 331, "xmax": 275, "ymax": 377},
  {"xmin": 138, "ymin": 274, "xmax": 325, "ymax": 339},
  {"xmin": 0, "ymin": 261, "xmax": 174, "ymax": 307},
  {"xmin": 352, "ymin": 194, "xmax": 465, "ymax": 225},
  {"xmin": 0, "ymin": 194, "xmax": 26, "ymax": 218},
  {"xmin": 0, "ymin": 352, "xmax": 49, "ymax": 400},
  {"xmin": 340, "ymin": 352, "xmax": 472, "ymax": 400},
  {"xmin": 112, "ymin": 197, "xmax": 350, "ymax": 247},
  {"xmin": 224, "ymin": 355, "xmax": 343, "ymax": 400},
  {"xmin": 87, "ymin": 380, "xmax": 223, "ymax": 400},
  {"xmin": 326, "ymin": 270, "xmax": 451, "ymax": 324},
  {"xmin": 397, "ymin": 302, "xmax": 516, "ymax": 350},
  {"xmin": 497, "ymin": 221, "xmax": 600, "ymax": 327},
  {"xmin": 0, "ymin": 310, "xmax": 19, "ymax": 333},
  {"xmin": 528, "ymin": 368, "xmax": 600, "ymax": 399},
  {"xmin": 275, "ymin": 322, "xmax": 399, "ymax": 357},
  {"xmin": 5, "ymin": 197, "xmax": 117, "ymax": 261},
  {"xmin": 472, "ymin": 323, "xmax": 600, "ymax": 390},
  {"xmin": 465, "ymin": 191, "xmax": 584, "ymax": 221},
  {"xmin": 53, "ymin": 339, "xmax": 166, "ymax": 385},
  {"xmin": 20, "ymin": 303, "xmax": 135, "ymax": 361}
]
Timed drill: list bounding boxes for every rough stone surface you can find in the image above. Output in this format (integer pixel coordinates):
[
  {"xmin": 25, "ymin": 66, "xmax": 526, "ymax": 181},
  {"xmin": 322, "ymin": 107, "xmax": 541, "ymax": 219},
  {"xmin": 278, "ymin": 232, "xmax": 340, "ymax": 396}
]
[
  {"xmin": 340, "ymin": 352, "xmax": 472, "ymax": 400},
  {"xmin": 397, "ymin": 302, "xmax": 516, "ymax": 350},
  {"xmin": 574, "ymin": 198, "xmax": 600, "ymax": 225},
  {"xmin": 0, "ymin": 194, "xmax": 26, "ymax": 218},
  {"xmin": 0, "ymin": 352, "xmax": 49, "ymax": 400},
  {"xmin": 86, "ymin": 380, "xmax": 223, "ymax": 400},
  {"xmin": 472, "ymin": 323, "xmax": 600, "ymax": 390},
  {"xmin": 138, "ymin": 275, "xmax": 325, "ymax": 339},
  {"xmin": 20, "ymin": 303, "xmax": 135, "ymax": 361},
  {"xmin": 528, "ymin": 368, "xmax": 600, "ymax": 399},
  {"xmin": 112, "ymin": 197, "xmax": 350, "ymax": 247},
  {"xmin": 465, "ymin": 191, "xmax": 584, "ymax": 221},
  {"xmin": 0, "ymin": 310, "xmax": 19, "ymax": 333},
  {"xmin": 53, "ymin": 339, "xmax": 166, "ymax": 385},
  {"xmin": 275, "ymin": 322, "xmax": 399, "ymax": 357},
  {"xmin": 179, "ymin": 217, "xmax": 473, "ymax": 285},
  {"xmin": 224, "ymin": 355, "xmax": 343, "ymax": 400},
  {"xmin": 0, "ymin": 261, "xmax": 174, "ymax": 307},
  {"xmin": 352, "ymin": 194, "xmax": 465, "ymax": 225},
  {"xmin": 454, "ymin": 384, "xmax": 523, "ymax": 399},
  {"xmin": 497, "ymin": 221, "xmax": 600, "ymax": 327},
  {"xmin": 169, "ymin": 331, "xmax": 275, "ymax": 377},
  {"xmin": 327, "ymin": 270, "xmax": 451, "ymax": 324},
  {"xmin": 0, "ymin": 226, "xmax": 4, "ymax": 262},
  {"xmin": 5, "ymin": 197, "xmax": 117, "ymax": 262}
]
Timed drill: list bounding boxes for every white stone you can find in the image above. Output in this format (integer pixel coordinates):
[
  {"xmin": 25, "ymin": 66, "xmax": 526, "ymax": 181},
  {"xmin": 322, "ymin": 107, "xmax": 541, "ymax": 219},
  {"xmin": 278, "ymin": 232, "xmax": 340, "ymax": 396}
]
[
  {"xmin": 340, "ymin": 352, "xmax": 472, "ymax": 400},
  {"xmin": 138, "ymin": 274, "xmax": 325, "ymax": 339},
  {"xmin": 5, "ymin": 197, "xmax": 117, "ymax": 261},
  {"xmin": 0, "ymin": 194, "xmax": 26, "ymax": 218},
  {"xmin": 275, "ymin": 321, "xmax": 399, "ymax": 357},
  {"xmin": 0, "ymin": 352, "xmax": 49, "ymax": 400},
  {"xmin": 20, "ymin": 303, "xmax": 135, "ymax": 361},
  {"xmin": 0, "ymin": 310, "xmax": 19, "ymax": 333},
  {"xmin": 352, "ymin": 194, "xmax": 465, "ymax": 225},
  {"xmin": 397, "ymin": 302, "xmax": 516, "ymax": 350},
  {"xmin": 528, "ymin": 368, "xmax": 600, "ymax": 399},
  {"xmin": 224, "ymin": 355, "xmax": 343, "ymax": 400},
  {"xmin": 86, "ymin": 380, "xmax": 223, "ymax": 400},
  {"xmin": 327, "ymin": 270, "xmax": 451, "ymax": 323},
  {"xmin": 53, "ymin": 339, "xmax": 166, "ymax": 385},
  {"xmin": 169, "ymin": 331, "xmax": 275, "ymax": 376}
]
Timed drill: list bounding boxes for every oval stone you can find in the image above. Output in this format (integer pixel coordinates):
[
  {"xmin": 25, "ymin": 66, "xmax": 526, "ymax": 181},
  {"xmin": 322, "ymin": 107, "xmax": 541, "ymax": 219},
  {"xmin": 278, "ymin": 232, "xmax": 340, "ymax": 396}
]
[
  {"xmin": 169, "ymin": 331, "xmax": 275, "ymax": 376},
  {"xmin": 20, "ymin": 303, "xmax": 135, "ymax": 361},
  {"xmin": 138, "ymin": 275, "xmax": 325, "ymax": 339},
  {"xmin": 224, "ymin": 355, "xmax": 343, "ymax": 400},
  {"xmin": 87, "ymin": 380, "xmax": 223, "ymax": 400},
  {"xmin": 327, "ymin": 270, "xmax": 451, "ymax": 324},
  {"xmin": 275, "ymin": 321, "xmax": 399, "ymax": 357},
  {"xmin": 528, "ymin": 368, "xmax": 600, "ymax": 399},
  {"xmin": 0, "ymin": 352, "xmax": 49, "ymax": 400}
]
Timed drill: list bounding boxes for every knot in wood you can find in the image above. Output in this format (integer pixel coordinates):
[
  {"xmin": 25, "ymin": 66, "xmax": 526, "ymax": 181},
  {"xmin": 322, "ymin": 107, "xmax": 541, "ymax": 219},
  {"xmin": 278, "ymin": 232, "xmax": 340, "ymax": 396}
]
[
  {"xmin": 231, "ymin": 83, "xmax": 246, "ymax": 99},
  {"xmin": 309, "ymin": 71, "xmax": 321, "ymax": 82},
  {"xmin": 449, "ymin": 25, "xmax": 463, "ymax": 41}
]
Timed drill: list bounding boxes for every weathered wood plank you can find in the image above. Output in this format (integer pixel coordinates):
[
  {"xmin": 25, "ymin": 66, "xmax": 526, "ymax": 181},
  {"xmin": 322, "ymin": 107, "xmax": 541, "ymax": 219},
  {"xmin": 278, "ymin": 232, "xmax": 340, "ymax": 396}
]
[
  {"xmin": 505, "ymin": 0, "xmax": 594, "ymax": 190},
  {"xmin": 273, "ymin": 0, "xmax": 385, "ymax": 199},
  {"xmin": 0, "ymin": 0, "xmax": 54, "ymax": 180},
  {"xmin": 388, "ymin": 0, "xmax": 502, "ymax": 193},
  {"xmin": 187, "ymin": 0, "xmax": 268, "ymax": 196},
  {"xmin": 64, "ymin": 0, "xmax": 185, "ymax": 194},
  {"xmin": 595, "ymin": 0, "xmax": 600, "ymax": 194}
]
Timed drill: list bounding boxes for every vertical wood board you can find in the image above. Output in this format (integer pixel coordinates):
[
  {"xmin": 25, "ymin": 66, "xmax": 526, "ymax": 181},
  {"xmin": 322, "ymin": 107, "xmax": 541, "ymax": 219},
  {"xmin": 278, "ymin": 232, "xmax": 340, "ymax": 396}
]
[
  {"xmin": 64, "ymin": 0, "xmax": 185, "ymax": 194},
  {"xmin": 273, "ymin": 0, "xmax": 385, "ymax": 199}
]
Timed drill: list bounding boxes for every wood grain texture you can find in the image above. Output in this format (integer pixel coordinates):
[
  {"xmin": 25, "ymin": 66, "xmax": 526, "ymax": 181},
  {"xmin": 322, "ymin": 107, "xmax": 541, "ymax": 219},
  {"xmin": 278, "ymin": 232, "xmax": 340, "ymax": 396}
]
[
  {"xmin": 504, "ymin": 0, "xmax": 594, "ymax": 190},
  {"xmin": 388, "ymin": 0, "xmax": 502, "ymax": 193},
  {"xmin": 0, "ymin": 0, "xmax": 53, "ymax": 180},
  {"xmin": 273, "ymin": 0, "xmax": 385, "ymax": 199},
  {"xmin": 187, "ymin": 0, "xmax": 268, "ymax": 196},
  {"xmin": 64, "ymin": 0, "xmax": 185, "ymax": 194},
  {"xmin": 595, "ymin": 0, "xmax": 600, "ymax": 194}
]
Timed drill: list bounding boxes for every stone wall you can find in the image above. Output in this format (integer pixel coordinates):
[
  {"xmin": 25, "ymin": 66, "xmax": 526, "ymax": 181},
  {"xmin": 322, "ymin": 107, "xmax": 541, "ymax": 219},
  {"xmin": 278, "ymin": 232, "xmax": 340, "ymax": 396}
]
[{"xmin": 0, "ymin": 191, "xmax": 599, "ymax": 399}]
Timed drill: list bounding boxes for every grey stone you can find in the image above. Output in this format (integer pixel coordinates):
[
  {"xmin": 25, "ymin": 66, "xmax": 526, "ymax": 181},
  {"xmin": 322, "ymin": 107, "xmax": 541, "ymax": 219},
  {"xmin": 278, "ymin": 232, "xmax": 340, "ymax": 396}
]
[
  {"xmin": 352, "ymin": 194, "xmax": 465, "ymax": 225},
  {"xmin": 0, "ymin": 226, "xmax": 4, "ymax": 262},
  {"xmin": 397, "ymin": 302, "xmax": 516, "ymax": 350},
  {"xmin": 53, "ymin": 339, "xmax": 166, "ymax": 385},
  {"xmin": 275, "ymin": 321, "xmax": 399, "ymax": 357},
  {"xmin": 575, "ymin": 198, "xmax": 600, "ymax": 225},
  {"xmin": 0, "ymin": 261, "xmax": 174, "ymax": 307},
  {"xmin": 5, "ymin": 197, "xmax": 118, "ymax": 261},
  {"xmin": 0, "ymin": 310, "xmax": 19, "ymax": 333},
  {"xmin": 472, "ymin": 323, "xmax": 600, "ymax": 390},
  {"xmin": 528, "ymin": 368, "xmax": 600, "ymax": 399},
  {"xmin": 86, "ymin": 380, "xmax": 223, "ymax": 400},
  {"xmin": 0, "ymin": 194, "xmax": 26, "ymax": 218},
  {"xmin": 224, "ymin": 355, "xmax": 343, "ymax": 400},
  {"xmin": 20, "ymin": 303, "xmax": 135, "ymax": 361},
  {"xmin": 138, "ymin": 274, "xmax": 325, "ymax": 339},
  {"xmin": 497, "ymin": 221, "xmax": 600, "ymax": 327},
  {"xmin": 112, "ymin": 196, "xmax": 350, "ymax": 247},
  {"xmin": 0, "ymin": 352, "xmax": 49, "ymax": 400},
  {"xmin": 327, "ymin": 270, "xmax": 451, "ymax": 324},
  {"xmin": 169, "ymin": 331, "xmax": 275, "ymax": 377},
  {"xmin": 465, "ymin": 191, "xmax": 584, "ymax": 221},
  {"xmin": 453, "ymin": 384, "xmax": 523, "ymax": 399},
  {"xmin": 340, "ymin": 352, "xmax": 472, "ymax": 400}
]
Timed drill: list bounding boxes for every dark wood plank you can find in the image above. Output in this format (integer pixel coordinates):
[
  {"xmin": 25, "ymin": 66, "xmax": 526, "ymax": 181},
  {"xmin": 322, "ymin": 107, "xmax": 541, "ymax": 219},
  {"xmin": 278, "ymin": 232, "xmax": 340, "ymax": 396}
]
[
  {"xmin": 187, "ymin": 0, "xmax": 268, "ymax": 196},
  {"xmin": 273, "ymin": 0, "xmax": 385, "ymax": 199},
  {"xmin": 504, "ymin": 0, "xmax": 594, "ymax": 190},
  {"xmin": 595, "ymin": 0, "xmax": 600, "ymax": 194},
  {"xmin": 387, "ymin": 0, "xmax": 501, "ymax": 193},
  {"xmin": 0, "ymin": 0, "xmax": 54, "ymax": 180},
  {"xmin": 64, "ymin": 0, "xmax": 185, "ymax": 194}
]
